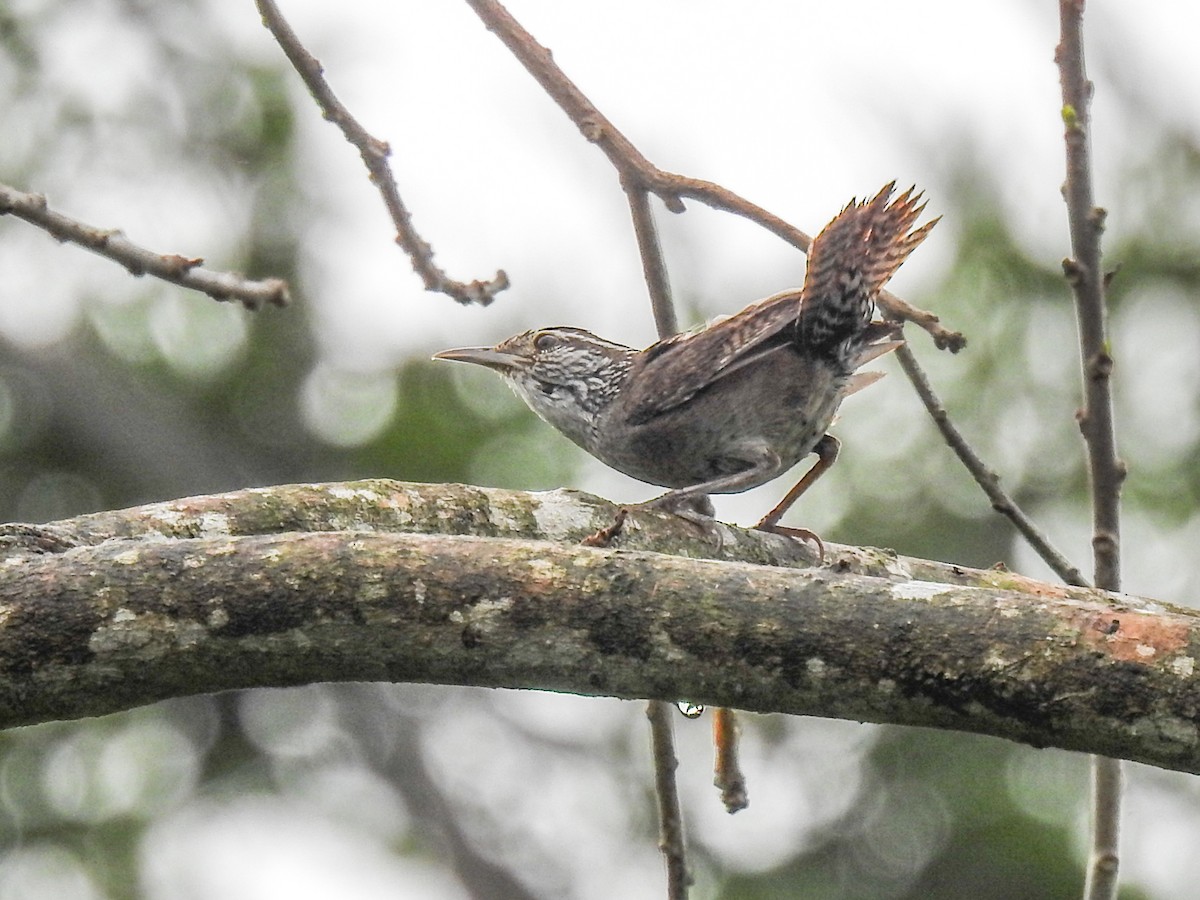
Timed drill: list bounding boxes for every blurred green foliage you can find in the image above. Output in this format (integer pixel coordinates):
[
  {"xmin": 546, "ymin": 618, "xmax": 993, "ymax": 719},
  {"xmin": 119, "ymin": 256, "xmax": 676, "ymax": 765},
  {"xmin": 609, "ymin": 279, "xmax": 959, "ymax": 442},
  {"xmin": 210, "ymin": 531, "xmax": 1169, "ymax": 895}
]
[{"xmin": 1, "ymin": 3, "xmax": 1198, "ymax": 899}]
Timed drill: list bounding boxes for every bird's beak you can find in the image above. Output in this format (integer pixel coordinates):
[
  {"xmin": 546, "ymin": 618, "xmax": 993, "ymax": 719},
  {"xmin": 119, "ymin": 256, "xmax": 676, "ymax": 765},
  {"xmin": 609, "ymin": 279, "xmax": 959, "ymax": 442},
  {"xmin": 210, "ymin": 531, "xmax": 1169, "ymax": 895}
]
[{"xmin": 432, "ymin": 346, "xmax": 525, "ymax": 372}]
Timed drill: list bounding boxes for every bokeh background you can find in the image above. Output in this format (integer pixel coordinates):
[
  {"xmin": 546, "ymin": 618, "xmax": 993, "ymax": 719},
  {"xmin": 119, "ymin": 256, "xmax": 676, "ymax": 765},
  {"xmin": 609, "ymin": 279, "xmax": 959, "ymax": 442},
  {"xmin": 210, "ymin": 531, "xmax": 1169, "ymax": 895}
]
[{"xmin": 2, "ymin": 0, "xmax": 1199, "ymax": 897}]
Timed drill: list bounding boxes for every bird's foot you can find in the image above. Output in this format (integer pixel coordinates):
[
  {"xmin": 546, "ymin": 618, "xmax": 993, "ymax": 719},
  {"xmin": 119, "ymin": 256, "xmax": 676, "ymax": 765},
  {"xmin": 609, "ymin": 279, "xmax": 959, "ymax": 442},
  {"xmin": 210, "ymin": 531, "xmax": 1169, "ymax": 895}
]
[
  {"xmin": 583, "ymin": 494, "xmax": 730, "ymax": 550},
  {"xmin": 640, "ymin": 493, "xmax": 726, "ymax": 550},
  {"xmin": 753, "ymin": 521, "xmax": 825, "ymax": 562}
]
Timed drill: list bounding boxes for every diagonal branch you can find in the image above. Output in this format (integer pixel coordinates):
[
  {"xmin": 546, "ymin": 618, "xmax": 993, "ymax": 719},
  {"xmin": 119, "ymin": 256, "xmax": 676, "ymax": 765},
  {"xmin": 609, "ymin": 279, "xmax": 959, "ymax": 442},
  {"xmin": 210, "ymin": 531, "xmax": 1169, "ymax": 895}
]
[
  {"xmin": 894, "ymin": 343, "xmax": 1087, "ymax": 587},
  {"xmin": 462, "ymin": 0, "xmax": 964, "ymax": 350},
  {"xmin": 0, "ymin": 182, "xmax": 289, "ymax": 310},
  {"xmin": 255, "ymin": 0, "xmax": 508, "ymax": 306}
]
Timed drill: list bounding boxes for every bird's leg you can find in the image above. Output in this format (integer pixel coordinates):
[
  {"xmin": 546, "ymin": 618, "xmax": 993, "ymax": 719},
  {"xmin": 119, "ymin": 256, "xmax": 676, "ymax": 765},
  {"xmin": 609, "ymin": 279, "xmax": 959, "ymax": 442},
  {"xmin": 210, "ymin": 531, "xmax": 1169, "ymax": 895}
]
[
  {"xmin": 643, "ymin": 445, "xmax": 782, "ymax": 514},
  {"xmin": 752, "ymin": 433, "xmax": 840, "ymax": 556},
  {"xmin": 630, "ymin": 447, "xmax": 779, "ymax": 539}
]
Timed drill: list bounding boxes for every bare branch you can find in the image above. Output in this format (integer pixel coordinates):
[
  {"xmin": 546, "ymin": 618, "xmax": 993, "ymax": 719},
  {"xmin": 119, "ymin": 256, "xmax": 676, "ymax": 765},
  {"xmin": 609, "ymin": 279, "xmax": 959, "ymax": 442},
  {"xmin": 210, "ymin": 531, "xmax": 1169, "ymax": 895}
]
[
  {"xmin": 624, "ymin": 182, "xmax": 678, "ymax": 337},
  {"xmin": 1087, "ymin": 754, "xmax": 1123, "ymax": 897},
  {"xmin": 1057, "ymin": 2, "xmax": 1125, "ymax": 897},
  {"xmin": 647, "ymin": 701, "xmax": 690, "ymax": 900},
  {"xmin": 462, "ymin": 0, "xmax": 964, "ymax": 350},
  {"xmin": 879, "ymin": 288, "xmax": 961, "ymax": 352},
  {"xmin": 0, "ymin": 182, "xmax": 289, "ymax": 310},
  {"xmin": 616, "ymin": 124, "xmax": 685, "ymax": 887},
  {"xmin": 255, "ymin": 0, "xmax": 508, "ymax": 306},
  {"xmin": 1056, "ymin": 5, "xmax": 1122, "ymax": 594},
  {"xmin": 894, "ymin": 343, "xmax": 1088, "ymax": 587},
  {"xmin": 622, "ymin": 170, "xmax": 693, "ymax": 867}
]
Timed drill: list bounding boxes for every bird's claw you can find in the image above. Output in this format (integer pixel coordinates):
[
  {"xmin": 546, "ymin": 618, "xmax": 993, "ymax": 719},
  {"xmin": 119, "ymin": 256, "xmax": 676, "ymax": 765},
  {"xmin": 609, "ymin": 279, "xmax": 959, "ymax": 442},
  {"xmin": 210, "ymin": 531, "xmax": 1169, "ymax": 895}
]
[{"xmin": 753, "ymin": 522, "xmax": 825, "ymax": 562}]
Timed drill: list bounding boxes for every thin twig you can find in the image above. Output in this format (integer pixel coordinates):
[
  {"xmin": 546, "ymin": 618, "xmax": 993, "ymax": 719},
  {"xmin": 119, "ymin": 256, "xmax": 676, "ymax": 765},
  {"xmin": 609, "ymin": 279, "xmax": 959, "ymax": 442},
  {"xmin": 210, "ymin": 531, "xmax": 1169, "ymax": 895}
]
[
  {"xmin": 1056, "ymin": 3, "xmax": 1123, "ymax": 591},
  {"xmin": 1086, "ymin": 754, "xmax": 1122, "ymax": 898},
  {"xmin": 1056, "ymin": 2, "xmax": 1124, "ymax": 898},
  {"xmin": 646, "ymin": 700, "xmax": 691, "ymax": 900},
  {"xmin": 626, "ymin": 174, "xmax": 743, "ymax": 818},
  {"xmin": 0, "ymin": 182, "xmax": 289, "ymax": 310},
  {"xmin": 624, "ymin": 181, "xmax": 678, "ymax": 337},
  {"xmin": 894, "ymin": 343, "xmax": 1088, "ymax": 587},
  {"xmin": 462, "ymin": 0, "xmax": 963, "ymax": 350},
  {"xmin": 255, "ymin": 0, "xmax": 508, "ymax": 306},
  {"xmin": 624, "ymin": 140, "xmax": 690, "ymax": 892}
]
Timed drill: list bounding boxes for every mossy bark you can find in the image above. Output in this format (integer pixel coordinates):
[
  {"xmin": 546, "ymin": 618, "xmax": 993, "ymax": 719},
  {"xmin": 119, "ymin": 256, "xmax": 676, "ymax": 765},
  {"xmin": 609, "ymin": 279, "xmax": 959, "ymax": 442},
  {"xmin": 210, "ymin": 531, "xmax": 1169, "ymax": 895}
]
[{"xmin": 0, "ymin": 480, "xmax": 1195, "ymax": 775}]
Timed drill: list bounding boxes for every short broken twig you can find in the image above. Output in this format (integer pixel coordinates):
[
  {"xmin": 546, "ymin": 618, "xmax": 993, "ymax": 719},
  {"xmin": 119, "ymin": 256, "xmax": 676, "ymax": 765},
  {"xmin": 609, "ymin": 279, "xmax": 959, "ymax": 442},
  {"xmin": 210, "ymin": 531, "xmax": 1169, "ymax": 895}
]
[{"xmin": 712, "ymin": 707, "xmax": 748, "ymax": 814}]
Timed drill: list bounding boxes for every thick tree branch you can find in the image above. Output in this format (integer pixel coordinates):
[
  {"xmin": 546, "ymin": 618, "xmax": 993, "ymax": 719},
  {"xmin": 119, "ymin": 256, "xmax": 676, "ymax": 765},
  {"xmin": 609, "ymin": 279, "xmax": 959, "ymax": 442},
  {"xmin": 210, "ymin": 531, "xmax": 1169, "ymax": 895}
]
[
  {"xmin": 0, "ymin": 481, "xmax": 1197, "ymax": 778},
  {"xmin": 0, "ymin": 182, "xmax": 289, "ymax": 310}
]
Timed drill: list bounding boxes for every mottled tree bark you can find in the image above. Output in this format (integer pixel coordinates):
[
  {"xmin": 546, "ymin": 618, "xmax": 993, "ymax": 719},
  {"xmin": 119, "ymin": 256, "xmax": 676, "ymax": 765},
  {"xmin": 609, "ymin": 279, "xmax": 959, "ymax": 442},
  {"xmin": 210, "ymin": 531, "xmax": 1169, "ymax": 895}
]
[{"xmin": 0, "ymin": 480, "xmax": 1195, "ymax": 775}]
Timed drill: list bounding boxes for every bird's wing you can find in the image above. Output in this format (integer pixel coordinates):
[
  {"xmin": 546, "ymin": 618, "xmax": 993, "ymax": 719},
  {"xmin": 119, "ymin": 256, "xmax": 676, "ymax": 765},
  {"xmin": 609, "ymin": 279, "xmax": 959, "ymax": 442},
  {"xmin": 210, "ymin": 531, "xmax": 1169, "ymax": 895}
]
[{"xmin": 621, "ymin": 289, "xmax": 804, "ymax": 425}]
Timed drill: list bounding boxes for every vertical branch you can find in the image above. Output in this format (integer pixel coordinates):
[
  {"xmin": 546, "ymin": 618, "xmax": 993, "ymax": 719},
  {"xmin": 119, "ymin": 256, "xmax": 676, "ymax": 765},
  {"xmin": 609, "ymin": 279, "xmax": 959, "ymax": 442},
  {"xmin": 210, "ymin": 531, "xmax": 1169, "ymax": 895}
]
[
  {"xmin": 647, "ymin": 700, "xmax": 691, "ymax": 900},
  {"xmin": 1087, "ymin": 755, "xmax": 1123, "ymax": 898},
  {"xmin": 631, "ymin": 169, "xmax": 692, "ymax": 889},
  {"xmin": 624, "ymin": 182, "xmax": 679, "ymax": 337},
  {"xmin": 1056, "ymin": 3, "xmax": 1124, "ymax": 899},
  {"xmin": 1057, "ymin": 0, "xmax": 1124, "ymax": 587}
]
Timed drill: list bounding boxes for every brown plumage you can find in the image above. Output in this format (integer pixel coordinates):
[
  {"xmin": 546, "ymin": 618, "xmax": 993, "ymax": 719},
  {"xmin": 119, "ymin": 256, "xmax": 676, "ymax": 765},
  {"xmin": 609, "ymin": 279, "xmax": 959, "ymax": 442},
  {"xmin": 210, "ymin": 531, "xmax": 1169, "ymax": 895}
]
[
  {"xmin": 798, "ymin": 182, "xmax": 938, "ymax": 353},
  {"xmin": 434, "ymin": 182, "xmax": 938, "ymax": 533}
]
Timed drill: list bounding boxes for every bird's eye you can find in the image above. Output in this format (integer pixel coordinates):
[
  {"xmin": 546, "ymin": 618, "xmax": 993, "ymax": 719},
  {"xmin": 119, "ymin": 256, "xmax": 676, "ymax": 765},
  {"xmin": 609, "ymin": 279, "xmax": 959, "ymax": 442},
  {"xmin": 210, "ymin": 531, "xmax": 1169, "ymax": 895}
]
[{"xmin": 533, "ymin": 332, "xmax": 560, "ymax": 351}]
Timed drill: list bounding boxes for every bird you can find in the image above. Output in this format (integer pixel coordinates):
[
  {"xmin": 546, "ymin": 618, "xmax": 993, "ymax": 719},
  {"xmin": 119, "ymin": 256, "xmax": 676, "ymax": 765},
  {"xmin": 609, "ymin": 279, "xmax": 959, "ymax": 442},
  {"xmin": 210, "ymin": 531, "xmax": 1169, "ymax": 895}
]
[{"xmin": 434, "ymin": 182, "xmax": 937, "ymax": 543}]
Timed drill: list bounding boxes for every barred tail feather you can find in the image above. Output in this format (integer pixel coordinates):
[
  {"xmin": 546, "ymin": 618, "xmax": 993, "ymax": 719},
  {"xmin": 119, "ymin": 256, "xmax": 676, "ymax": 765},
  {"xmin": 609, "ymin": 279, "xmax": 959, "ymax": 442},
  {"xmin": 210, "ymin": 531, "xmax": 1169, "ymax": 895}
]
[{"xmin": 798, "ymin": 182, "xmax": 938, "ymax": 360}]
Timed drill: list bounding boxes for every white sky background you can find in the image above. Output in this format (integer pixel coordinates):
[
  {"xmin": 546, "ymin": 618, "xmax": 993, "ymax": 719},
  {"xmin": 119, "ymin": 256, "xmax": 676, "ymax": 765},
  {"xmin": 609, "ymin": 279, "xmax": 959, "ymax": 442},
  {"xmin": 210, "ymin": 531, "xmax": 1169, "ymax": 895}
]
[
  {"xmin": 252, "ymin": 0, "xmax": 1066, "ymax": 359},
  {"xmin": 221, "ymin": 0, "xmax": 1200, "ymax": 360},
  {"xmin": 7, "ymin": 2, "xmax": 1200, "ymax": 898},
  {"xmin": 201, "ymin": 0, "xmax": 1200, "ymax": 573}
]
